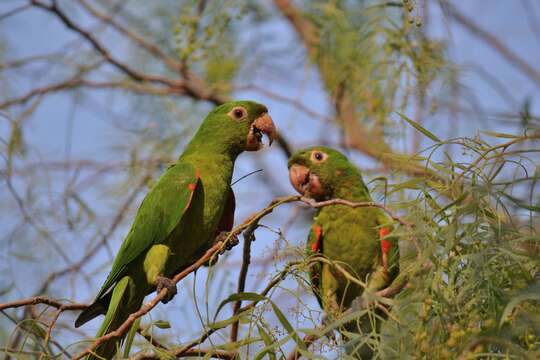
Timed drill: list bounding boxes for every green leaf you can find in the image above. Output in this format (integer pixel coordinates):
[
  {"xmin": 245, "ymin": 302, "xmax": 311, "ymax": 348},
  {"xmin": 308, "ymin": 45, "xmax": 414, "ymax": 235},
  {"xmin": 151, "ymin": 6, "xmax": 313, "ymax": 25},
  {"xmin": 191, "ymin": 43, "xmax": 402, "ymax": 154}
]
[
  {"xmin": 214, "ymin": 292, "xmax": 265, "ymax": 320},
  {"xmin": 270, "ymin": 301, "xmax": 306, "ymax": 351},
  {"xmin": 123, "ymin": 317, "xmax": 141, "ymax": 358},
  {"xmin": 436, "ymin": 191, "xmax": 469, "ymax": 216},
  {"xmin": 154, "ymin": 320, "xmax": 171, "ymax": 329},
  {"xmin": 254, "ymin": 324, "xmax": 277, "ymax": 360},
  {"xmin": 208, "ymin": 310, "xmax": 251, "ymax": 330},
  {"xmin": 481, "ymin": 131, "xmax": 520, "ymax": 139},
  {"xmin": 500, "ymin": 192, "xmax": 540, "ymax": 212},
  {"xmin": 500, "ymin": 285, "xmax": 540, "ymax": 328},
  {"xmin": 396, "ymin": 112, "xmax": 442, "ymax": 143}
]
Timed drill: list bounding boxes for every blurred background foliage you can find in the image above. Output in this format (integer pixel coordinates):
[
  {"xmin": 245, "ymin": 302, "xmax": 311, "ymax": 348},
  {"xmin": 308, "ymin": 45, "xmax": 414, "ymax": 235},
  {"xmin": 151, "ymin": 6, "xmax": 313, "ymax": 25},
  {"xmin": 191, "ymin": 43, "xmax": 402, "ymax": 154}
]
[{"xmin": 0, "ymin": 0, "xmax": 538, "ymax": 359}]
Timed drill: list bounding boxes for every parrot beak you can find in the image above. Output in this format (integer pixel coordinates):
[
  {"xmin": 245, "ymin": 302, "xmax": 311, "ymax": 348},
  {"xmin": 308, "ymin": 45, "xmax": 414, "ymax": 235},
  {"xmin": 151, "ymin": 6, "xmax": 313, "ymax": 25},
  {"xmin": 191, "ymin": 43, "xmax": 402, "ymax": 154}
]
[
  {"xmin": 289, "ymin": 164, "xmax": 325, "ymax": 198},
  {"xmin": 289, "ymin": 164, "xmax": 310, "ymax": 195},
  {"xmin": 246, "ymin": 113, "xmax": 277, "ymax": 151}
]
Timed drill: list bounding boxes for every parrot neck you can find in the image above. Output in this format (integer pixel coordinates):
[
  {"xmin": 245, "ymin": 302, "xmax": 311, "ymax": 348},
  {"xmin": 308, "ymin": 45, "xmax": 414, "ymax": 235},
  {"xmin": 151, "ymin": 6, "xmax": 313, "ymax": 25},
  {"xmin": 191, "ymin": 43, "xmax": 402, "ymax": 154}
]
[
  {"xmin": 181, "ymin": 137, "xmax": 241, "ymax": 161},
  {"xmin": 332, "ymin": 174, "xmax": 372, "ymax": 202}
]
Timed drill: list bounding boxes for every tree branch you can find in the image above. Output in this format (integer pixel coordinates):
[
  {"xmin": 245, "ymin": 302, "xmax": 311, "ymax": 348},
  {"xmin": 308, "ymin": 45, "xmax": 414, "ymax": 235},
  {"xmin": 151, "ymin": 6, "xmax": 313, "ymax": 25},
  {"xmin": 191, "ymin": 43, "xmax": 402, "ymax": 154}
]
[
  {"xmin": 29, "ymin": 0, "xmax": 227, "ymax": 105},
  {"xmin": 229, "ymin": 222, "xmax": 256, "ymax": 342},
  {"xmin": 2, "ymin": 195, "xmax": 412, "ymax": 358},
  {"xmin": 0, "ymin": 296, "xmax": 87, "ymax": 312},
  {"xmin": 76, "ymin": 0, "xmax": 183, "ymax": 72},
  {"xmin": 285, "ymin": 279, "xmax": 407, "ymax": 360},
  {"xmin": 71, "ymin": 196, "xmax": 297, "ymax": 360},
  {"xmin": 272, "ymin": 0, "xmax": 441, "ymax": 180},
  {"xmin": 30, "ymin": 0, "xmax": 176, "ymax": 86},
  {"xmin": 175, "ymin": 261, "xmax": 297, "ymax": 357},
  {"xmin": 130, "ymin": 348, "xmax": 238, "ymax": 360}
]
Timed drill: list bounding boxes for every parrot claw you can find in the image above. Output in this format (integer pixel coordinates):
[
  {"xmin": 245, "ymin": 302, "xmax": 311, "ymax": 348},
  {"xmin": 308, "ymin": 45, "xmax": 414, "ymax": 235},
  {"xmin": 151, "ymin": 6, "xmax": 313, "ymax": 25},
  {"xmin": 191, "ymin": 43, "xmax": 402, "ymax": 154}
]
[
  {"xmin": 155, "ymin": 276, "xmax": 177, "ymax": 304},
  {"xmin": 215, "ymin": 231, "xmax": 239, "ymax": 255},
  {"xmin": 202, "ymin": 232, "xmax": 239, "ymax": 267}
]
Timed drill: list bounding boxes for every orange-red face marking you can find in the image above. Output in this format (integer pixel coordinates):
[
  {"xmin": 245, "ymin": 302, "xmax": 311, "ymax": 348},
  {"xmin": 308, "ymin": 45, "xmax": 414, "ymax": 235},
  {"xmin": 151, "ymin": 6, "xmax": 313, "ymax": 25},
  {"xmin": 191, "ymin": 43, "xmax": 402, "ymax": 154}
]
[{"xmin": 311, "ymin": 224, "xmax": 323, "ymax": 252}]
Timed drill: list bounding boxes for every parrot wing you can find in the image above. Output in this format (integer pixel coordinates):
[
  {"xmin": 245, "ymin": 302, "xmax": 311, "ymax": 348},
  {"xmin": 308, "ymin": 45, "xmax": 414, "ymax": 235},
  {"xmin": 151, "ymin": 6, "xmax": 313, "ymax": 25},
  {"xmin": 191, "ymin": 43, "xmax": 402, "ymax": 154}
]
[
  {"xmin": 216, "ymin": 188, "xmax": 235, "ymax": 234},
  {"xmin": 95, "ymin": 162, "xmax": 201, "ymax": 301}
]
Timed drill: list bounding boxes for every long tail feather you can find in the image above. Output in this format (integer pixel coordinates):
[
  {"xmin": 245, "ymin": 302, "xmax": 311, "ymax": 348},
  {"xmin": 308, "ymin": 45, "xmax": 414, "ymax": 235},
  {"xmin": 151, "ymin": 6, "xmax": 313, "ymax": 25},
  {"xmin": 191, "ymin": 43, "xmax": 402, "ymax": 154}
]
[
  {"xmin": 75, "ymin": 291, "xmax": 112, "ymax": 328},
  {"xmin": 86, "ymin": 276, "xmax": 141, "ymax": 360}
]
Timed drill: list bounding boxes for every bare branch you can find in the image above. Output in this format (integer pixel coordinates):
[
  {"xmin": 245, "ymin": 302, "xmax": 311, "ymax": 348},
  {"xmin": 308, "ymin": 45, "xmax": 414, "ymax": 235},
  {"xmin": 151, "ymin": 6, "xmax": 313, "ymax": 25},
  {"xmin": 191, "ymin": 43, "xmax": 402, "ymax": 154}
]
[
  {"xmin": 0, "ymin": 3, "xmax": 32, "ymax": 22},
  {"xmin": 72, "ymin": 196, "xmax": 296, "ymax": 360},
  {"xmin": 30, "ymin": 0, "xmax": 173, "ymax": 86},
  {"xmin": 272, "ymin": 0, "xmax": 442, "ymax": 181},
  {"xmin": 37, "ymin": 173, "xmax": 151, "ymax": 294},
  {"xmin": 286, "ymin": 334, "xmax": 319, "ymax": 360},
  {"xmin": 29, "ymin": 0, "xmax": 227, "ymax": 105},
  {"xmin": 76, "ymin": 0, "xmax": 183, "ymax": 72},
  {"xmin": 130, "ymin": 348, "xmax": 238, "ymax": 360},
  {"xmin": 229, "ymin": 219, "xmax": 257, "ymax": 342},
  {"xmin": 285, "ymin": 279, "xmax": 407, "ymax": 360},
  {"xmin": 0, "ymin": 296, "xmax": 87, "ymax": 312},
  {"xmin": 175, "ymin": 261, "xmax": 296, "ymax": 357},
  {"xmin": 2, "ymin": 195, "xmax": 412, "ymax": 358}
]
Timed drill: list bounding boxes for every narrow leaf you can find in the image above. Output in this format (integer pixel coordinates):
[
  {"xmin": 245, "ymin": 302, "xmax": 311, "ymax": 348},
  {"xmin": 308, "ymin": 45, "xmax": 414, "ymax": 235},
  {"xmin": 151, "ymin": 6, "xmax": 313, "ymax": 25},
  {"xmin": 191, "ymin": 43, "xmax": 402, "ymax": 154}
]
[{"xmin": 396, "ymin": 112, "xmax": 442, "ymax": 142}]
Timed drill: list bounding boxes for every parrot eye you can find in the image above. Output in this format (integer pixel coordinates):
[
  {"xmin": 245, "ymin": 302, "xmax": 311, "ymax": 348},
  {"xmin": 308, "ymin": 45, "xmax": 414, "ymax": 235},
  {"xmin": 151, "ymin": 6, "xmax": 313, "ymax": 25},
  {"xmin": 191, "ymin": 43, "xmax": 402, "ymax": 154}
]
[
  {"xmin": 311, "ymin": 151, "xmax": 328, "ymax": 163},
  {"xmin": 229, "ymin": 106, "xmax": 247, "ymax": 120}
]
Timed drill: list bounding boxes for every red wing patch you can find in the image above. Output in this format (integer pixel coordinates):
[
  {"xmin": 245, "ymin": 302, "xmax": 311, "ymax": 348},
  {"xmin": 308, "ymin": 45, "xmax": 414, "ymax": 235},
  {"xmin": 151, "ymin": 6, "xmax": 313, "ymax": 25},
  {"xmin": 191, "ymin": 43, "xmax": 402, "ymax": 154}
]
[
  {"xmin": 379, "ymin": 227, "xmax": 392, "ymax": 274},
  {"xmin": 183, "ymin": 177, "xmax": 199, "ymax": 212},
  {"xmin": 311, "ymin": 224, "xmax": 323, "ymax": 252}
]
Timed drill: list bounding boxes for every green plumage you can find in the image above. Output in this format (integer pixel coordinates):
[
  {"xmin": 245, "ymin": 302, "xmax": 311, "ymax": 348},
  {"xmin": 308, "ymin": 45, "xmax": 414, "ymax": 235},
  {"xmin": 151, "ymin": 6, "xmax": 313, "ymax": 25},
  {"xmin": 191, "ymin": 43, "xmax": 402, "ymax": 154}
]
[
  {"xmin": 288, "ymin": 146, "xmax": 399, "ymax": 359},
  {"xmin": 76, "ymin": 101, "xmax": 271, "ymax": 359}
]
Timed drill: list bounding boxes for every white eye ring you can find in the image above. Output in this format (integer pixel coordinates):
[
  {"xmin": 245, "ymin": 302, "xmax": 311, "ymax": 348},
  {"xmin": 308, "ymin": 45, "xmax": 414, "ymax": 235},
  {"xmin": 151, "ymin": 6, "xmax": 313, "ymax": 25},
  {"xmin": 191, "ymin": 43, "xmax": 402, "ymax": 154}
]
[
  {"xmin": 229, "ymin": 106, "xmax": 247, "ymax": 120},
  {"xmin": 311, "ymin": 151, "xmax": 328, "ymax": 163}
]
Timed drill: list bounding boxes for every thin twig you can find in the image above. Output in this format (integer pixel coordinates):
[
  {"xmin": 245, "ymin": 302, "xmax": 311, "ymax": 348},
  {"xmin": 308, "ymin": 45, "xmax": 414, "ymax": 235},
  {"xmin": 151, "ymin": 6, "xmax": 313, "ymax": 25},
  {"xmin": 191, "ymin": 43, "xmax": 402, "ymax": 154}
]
[
  {"xmin": 229, "ymin": 223, "xmax": 256, "ymax": 342},
  {"xmin": 0, "ymin": 296, "xmax": 88, "ymax": 312},
  {"xmin": 176, "ymin": 262, "xmax": 297, "ymax": 357},
  {"xmin": 284, "ymin": 278, "xmax": 407, "ymax": 360},
  {"xmin": 30, "ymin": 0, "xmax": 177, "ymax": 87},
  {"xmin": 72, "ymin": 240, "xmax": 229, "ymax": 359},
  {"xmin": 71, "ymin": 196, "xmax": 296, "ymax": 360},
  {"xmin": 286, "ymin": 334, "xmax": 319, "ymax": 360},
  {"xmin": 0, "ymin": 3, "xmax": 32, "ymax": 21},
  {"xmin": 272, "ymin": 0, "xmax": 442, "ymax": 182},
  {"xmin": 130, "ymin": 348, "xmax": 238, "ymax": 360},
  {"xmin": 76, "ymin": 0, "xmax": 183, "ymax": 72},
  {"xmin": 2, "ymin": 195, "xmax": 412, "ymax": 359}
]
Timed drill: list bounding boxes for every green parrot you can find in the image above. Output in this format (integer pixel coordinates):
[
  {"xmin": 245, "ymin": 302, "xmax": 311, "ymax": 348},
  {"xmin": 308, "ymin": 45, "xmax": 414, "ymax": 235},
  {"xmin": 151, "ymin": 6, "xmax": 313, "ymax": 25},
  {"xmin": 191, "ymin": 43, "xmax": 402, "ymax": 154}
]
[
  {"xmin": 288, "ymin": 146, "xmax": 399, "ymax": 359},
  {"xmin": 75, "ymin": 100, "xmax": 276, "ymax": 359}
]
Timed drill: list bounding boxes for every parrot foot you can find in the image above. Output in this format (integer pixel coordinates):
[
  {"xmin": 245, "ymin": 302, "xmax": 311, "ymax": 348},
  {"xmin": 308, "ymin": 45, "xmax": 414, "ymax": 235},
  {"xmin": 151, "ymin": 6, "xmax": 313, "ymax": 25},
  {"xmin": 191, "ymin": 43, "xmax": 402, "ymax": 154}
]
[
  {"xmin": 155, "ymin": 276, "xmax": 177, "ymax": 304},
  {"xmin": 202, "ymin": 232, "xmax": 239, "ymax": 267},
  {"xmin": 216, "ymin": 231, "xmax": 239, "ymax": 255}
]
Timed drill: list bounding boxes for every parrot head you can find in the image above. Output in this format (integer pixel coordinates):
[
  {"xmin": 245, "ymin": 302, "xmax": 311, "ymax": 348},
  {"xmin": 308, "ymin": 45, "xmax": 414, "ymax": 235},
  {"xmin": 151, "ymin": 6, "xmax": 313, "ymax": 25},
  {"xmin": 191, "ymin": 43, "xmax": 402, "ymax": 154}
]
[
  {"xmin": 198, "ymin": 100, "xmax": 277, "ymax": 154},
  {"xmin": 288, "ymin": 146, "xmax": 358, "ymax": 200}
]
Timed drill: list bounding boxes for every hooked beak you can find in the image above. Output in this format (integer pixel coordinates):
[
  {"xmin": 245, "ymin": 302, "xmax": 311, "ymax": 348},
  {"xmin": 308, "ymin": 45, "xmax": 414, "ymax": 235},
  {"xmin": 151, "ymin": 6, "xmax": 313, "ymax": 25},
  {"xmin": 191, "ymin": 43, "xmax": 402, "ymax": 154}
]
[
  {"xmin": 289, "ymin": 164, "xmax": 310, "ymax": 195},
  {"xmin": 246, "ymin": 113, "xmax": 277, "ymax": 151},
  {"xmin": 288, "ymin": 164, "xmax": 324, "ymax": 198}
]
